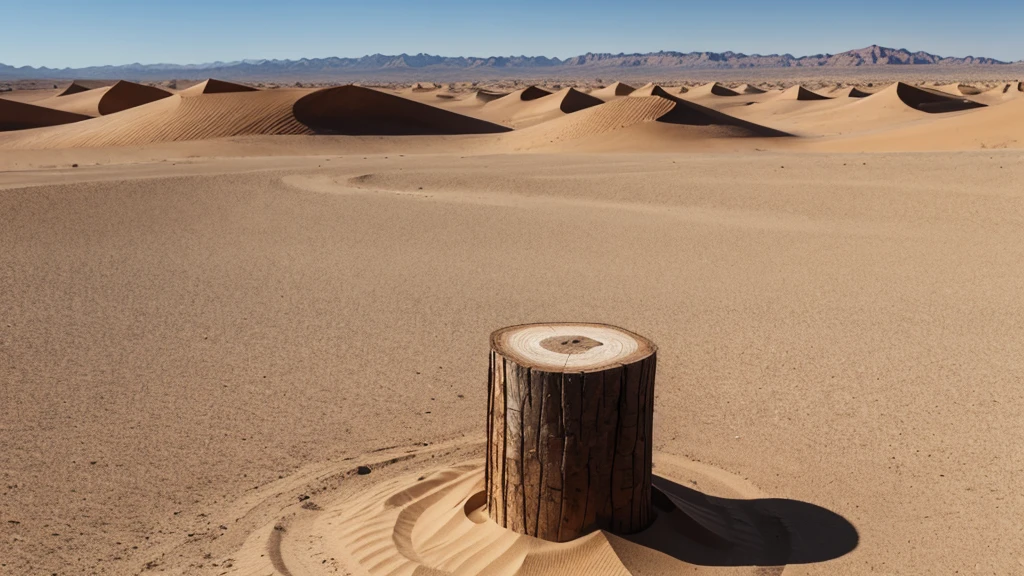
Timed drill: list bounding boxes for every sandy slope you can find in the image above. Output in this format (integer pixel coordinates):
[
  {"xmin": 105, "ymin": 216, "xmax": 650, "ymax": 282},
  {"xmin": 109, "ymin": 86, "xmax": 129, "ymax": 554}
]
[
  {"xmin": 177, "ymin": 78, "xmax": 259, "ymax": 96},
  {"xmin": 1, "ymin": 150, "xmax": 1022, "ymax": 576},
  {"xmin": 768, "ymin": 85, "xmax": 833, "ymax": 101},
  {"xmin": 726, "ymin": 82, "xmax": 994, "ymax": 137},
  {"xmin": 0, "ymin": 98, "xmax": 91, "ymax": 131},
  {"xmin": 34, "ymin": 80, "xmax": 173, "ymax": 117},
  {"xmin": 590, "ymin": 81, "xmax": 636, "ymax": 100},
  {"xmin": 2, "ymin": 77, "xmax": 1023, "ymax": 151},
  {"xmin": 475, "ymin": 86, "xmax": 601, "ymax": 128},
  {"xmin": 0, "ymin": 86, "xmax": 508, "ymax": 148},
  {"xmin": 815, "ymin": 96, "xmax": 1024, "ymax": 151}
]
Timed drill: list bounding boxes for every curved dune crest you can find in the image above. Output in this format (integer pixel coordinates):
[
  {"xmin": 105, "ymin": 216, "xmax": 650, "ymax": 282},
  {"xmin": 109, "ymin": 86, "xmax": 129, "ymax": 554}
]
[
  {"xmin": 3, "ymin": 86, "xmax": 509, "ymax": 148},
  {"xmin": 625, "ymin": 87, "xmax": 788, "ymax": 136},
  {"xmin": 629, "ymin": 83, "xmax": 672, "ymax": 98},
  {"xmin": 0, "ymin": 98, "xmax": 91, "ymax": 131},
  {"xmin": 884, "ymin": 82, "xmax": 987, "ymax": 113},
  {"xmin": 836, "ymin": 86, "xmax": 872, "ymax": 98},
  {"xmin": 825, "ymin": 96, "xmax": 1024, "ymax": 151},
  {"xmin": 475, "ymin": 89, "xmax": 508, "ymax": 103},
  {"xmin": 936, "ymin": 82, "xmax": 983, "ymax": 96},
  {"xmin": 507, "ymin": 92, "xmax": 788, "ymax": 149},
  {"xmin": 294, "ymin": 85, "xmax": 511, "ymax": 135},
  {"xmin": 591, "ymin": 81, "xmax": 636, "ymax": 99},
  {"xmin": 773, "ymin": 85, "xmax": 832, "ymax": 101},
  {"xmin": 479, "ymin": 86, "xmax": 602, "ymax": 128},
  {"xmin": 37, "ymin": 80, "xmax": 173, "ymax": 117},
  {"xmin": 57, "ymin": 81, "xmax": 94, "ymax": 97},
  {"xmin": 735, "ymin": 84, "xmax": 766, "ymax": 94},
  {"xmin": 965, "ymin": 83, "xmax": 1024, "ymax": 106},
  {"xmin": 492, "ymin": 85, "xmax": 551, "ymax": 103},
  {"xmin": 689, "ymin": 82, "xmax": 741, "ymax": 97},
  {"xmin": 178, "ymin": 79, "xmax": 258, "ymax": 97}
]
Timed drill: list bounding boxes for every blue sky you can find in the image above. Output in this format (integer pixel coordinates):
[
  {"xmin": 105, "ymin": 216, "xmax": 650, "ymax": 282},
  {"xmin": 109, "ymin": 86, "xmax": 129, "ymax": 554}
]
[{"xmin": 2, "ymin": 0, "xmax": 1021, "ymax": 68}]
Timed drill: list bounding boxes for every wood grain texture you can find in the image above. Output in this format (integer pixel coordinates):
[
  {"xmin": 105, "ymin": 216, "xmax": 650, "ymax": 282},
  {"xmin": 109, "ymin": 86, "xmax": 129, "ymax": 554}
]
[{"xmin": 486, "ymin": 323, "xmax": 656, "ymax": 542}]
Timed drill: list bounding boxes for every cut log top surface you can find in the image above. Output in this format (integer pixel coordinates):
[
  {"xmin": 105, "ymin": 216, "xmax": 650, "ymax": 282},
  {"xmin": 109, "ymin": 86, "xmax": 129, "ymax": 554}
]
[{"xmin": 490, "ymin": 323, "xmax": 656, "ymax": 372}]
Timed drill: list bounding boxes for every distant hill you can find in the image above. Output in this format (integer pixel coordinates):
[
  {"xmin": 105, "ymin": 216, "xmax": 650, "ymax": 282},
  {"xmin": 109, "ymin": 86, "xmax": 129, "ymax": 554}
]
[{"xmin": 0, "ymin": 45, "xmax": 1015, "ymax": 81}]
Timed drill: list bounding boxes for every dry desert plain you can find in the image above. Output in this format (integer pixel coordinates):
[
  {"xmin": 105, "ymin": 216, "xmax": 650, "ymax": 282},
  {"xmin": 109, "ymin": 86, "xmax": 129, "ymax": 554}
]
[{"xmin": 1, "ymin": 77, "xmax": 1023, "ymax": 575}]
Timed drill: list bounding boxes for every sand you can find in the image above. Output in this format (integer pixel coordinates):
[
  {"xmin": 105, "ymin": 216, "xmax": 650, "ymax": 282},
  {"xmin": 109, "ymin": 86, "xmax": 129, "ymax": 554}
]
[
  {"xmin": 33, "ymin": 80, "xmax": 173, "ymax": 117},
  {"xmin": 1, "ymin": 73, "xmax": 1023, "ymax": 576}
]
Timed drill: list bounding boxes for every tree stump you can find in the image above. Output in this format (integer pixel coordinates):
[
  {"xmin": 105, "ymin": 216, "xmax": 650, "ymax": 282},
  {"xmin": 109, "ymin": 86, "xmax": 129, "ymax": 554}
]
[{"xmin": 486, "ymin": 323, "xmax": 657, "ymax": 542}]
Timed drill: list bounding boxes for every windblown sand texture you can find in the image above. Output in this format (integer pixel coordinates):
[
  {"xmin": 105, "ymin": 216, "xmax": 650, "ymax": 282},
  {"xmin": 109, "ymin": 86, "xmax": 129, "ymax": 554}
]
[
  {"xmin": 1, "ymin": 75, "xmax": 1022, "ymax": 150},
  {"xmin": 1, "ymin": 69, "xmax": 1024, "ymax": 576}
]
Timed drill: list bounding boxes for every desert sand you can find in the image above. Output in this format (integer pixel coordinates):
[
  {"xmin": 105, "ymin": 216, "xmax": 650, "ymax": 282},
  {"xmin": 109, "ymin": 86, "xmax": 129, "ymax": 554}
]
[{"xmin": 1, "ymin": 74, "xmax": 1023, "ymax": 575}]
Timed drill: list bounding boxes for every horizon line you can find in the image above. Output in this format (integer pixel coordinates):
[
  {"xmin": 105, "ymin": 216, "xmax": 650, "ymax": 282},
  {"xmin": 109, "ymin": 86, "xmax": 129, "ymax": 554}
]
[{"xmin": 3, "ymin": 44, "xmax": 1021, "ymax": 71}]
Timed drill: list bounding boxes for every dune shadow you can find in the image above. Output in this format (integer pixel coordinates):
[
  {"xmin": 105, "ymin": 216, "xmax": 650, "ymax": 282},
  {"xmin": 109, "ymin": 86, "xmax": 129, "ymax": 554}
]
[
  {"xmin": 293, "ymin": 85, "xmax": 511, "ymax": 136},
  {"xmin": 894, "ymin": 83, "xmax": 986, "ymax": 113},
  {"xmin": 610, "ymin": 475, "xmax": 858, "ymax": 568}
]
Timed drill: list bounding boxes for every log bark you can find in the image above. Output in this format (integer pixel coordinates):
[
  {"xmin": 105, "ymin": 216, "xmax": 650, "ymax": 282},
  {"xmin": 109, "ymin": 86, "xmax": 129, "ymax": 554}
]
[{"xmin": 486, "ymin": 323, "xmax": 657, "ymax": 542}]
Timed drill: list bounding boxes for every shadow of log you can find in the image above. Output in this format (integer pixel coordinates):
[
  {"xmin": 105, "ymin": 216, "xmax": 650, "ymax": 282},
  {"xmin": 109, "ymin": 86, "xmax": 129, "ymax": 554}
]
[{"xmin": 607, "ymin": 475, "xmax": 858, "ymax": 569}]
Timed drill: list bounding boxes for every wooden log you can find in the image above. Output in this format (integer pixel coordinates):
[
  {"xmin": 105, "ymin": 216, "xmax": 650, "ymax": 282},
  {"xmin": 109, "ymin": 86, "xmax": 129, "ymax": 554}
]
[{"xmin": 486, "ymin": 323, "xmax": 657, "ymax": 542}]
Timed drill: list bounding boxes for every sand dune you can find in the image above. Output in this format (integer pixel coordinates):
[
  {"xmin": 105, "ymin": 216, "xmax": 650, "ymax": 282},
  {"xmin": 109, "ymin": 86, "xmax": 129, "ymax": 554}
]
[
  {"xmin": 497, "ymin": 85, "xmax": 551, "ymax": 102},
  {"xmin": 735, "ymin": 83, "xmax": 766, "ymax": 94},
  {"xmin": 0, "ymin": 75, "xmax": 1018, "ymax": 153},
  {"xmin": 821, "ymin": 94, "xmax": 1024, "ymax": 151},
  {"xmin": 967, "ymin": 83, "xmax": 1024, "ymax": 106},
  {"xmin": 35, "ymin": 80, "xmax": 173, "ymax": 117},
  {"xmin": 478, "ymin": 86, "xmax": 602, "ymax": 128},
  {"xmin": 687, "ymin": 82, "xmax": 741, "ymax": 97},
  {"xmin": 0, "ymin": 98, "xmax": 91, "ymax": 131},
  {"xmin": 177, "ymin": 78, "xmax": 258, "ymax": 97},
  {"xmin": 727, "ymin": 82, "xmax": 980, "ymax": 137},
  {"xmin": 629, "ymin": 83, "xmax": 670, "ymax": 97},
  {"xmin": 890, "ymin": 82, "xmax": 986, "ymax": 113},
  {"xmin": 0, "ymin": 88, "xmax": 63, "ymax": 103},
  {"xmin": 504, "ymin": 91, "xmax": 788, "ymax": 150},
  {"xmin": 771, "ymin": 85, "xmax": 832, "ymax": 101},
  {"xmin": 591, "ymin": 81, "xmax": 636, "ymax": 99},
  {"xmin": 57, "ymin": 81, "xmax": 95, "ymax": 97},
  {"xmin": 475, "ymin": 89, "xmax": 509, "ymax": 103},
  {"xmin": 935, "ymin": 82, "xmax": 984, "ymax": 96},
  {"xmin": 3, "ymin": 85, "xmax": 508, "ymax": 148},
  {"xmin": 833, "ymin": 86, "xmax": 872, "ymax": 98},
  {"xmin": 295, "ymin": 85, "xmax": 511, "ymax": 134}
]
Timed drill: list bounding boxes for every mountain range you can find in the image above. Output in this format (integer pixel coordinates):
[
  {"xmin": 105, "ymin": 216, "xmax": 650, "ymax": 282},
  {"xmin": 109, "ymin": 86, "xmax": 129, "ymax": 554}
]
[{"xmin": 1, "ymin": 45, "xmax": 1016, "ymax": 81}]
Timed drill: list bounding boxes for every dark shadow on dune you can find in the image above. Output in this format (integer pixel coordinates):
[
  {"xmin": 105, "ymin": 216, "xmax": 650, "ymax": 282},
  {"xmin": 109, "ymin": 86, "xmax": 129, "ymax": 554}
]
[
  {"xmin": 518, "ymin": 86, "xmax": 552, "ymax": 101},
  {"xmin": 57, "ymin": 81, "xmax": 93, "ymax": 97},
  {"xmin": 644, "ymin": 87, "xmax": 791, "ymax": 137},
  {"xmin": 707, "ymin": 82, "xmax": 741, "ymax": 96},
  {"xmin": 98, "ymin": 81, "xmax": 173, "ymax": 115},
  {"xmin": 610, "ymin": 475, "xmax": 858, "ymax": 568},
  {"xmin": 791, "ymin": 86, "xmax": 832, "ymax": 101},
  {"xmin": 0, "ymin": 98, "xmax": 91, "ymax": 131},
  {"xmin": 895, "ymin": 83, "xmax": 986, "ymax": 113},
  {"xmin": 294, "ymin": 85, "xmax": 511, "ymax": 135},
  {"xmin": 557, "ymin": 88, "xmax": 604, "ymax": 114},
  {"xmin": 475, "ymin": 89, "xmax": 508, "ymax": 103}
]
